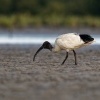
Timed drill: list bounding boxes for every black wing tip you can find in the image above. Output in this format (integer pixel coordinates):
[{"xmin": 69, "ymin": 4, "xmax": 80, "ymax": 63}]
[
  {"xmin": 79, "ymin": 34, "xmax": 90, "ymax": 37},
  {"xmin": 79, "ymin": 34, "xmax": 94, "ymax": 43}
]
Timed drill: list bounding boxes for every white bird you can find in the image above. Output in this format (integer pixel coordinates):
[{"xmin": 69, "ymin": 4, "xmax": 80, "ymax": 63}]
[{"xmin": 33, "ymin": 33, "xmax": 94, "ymax": 65}]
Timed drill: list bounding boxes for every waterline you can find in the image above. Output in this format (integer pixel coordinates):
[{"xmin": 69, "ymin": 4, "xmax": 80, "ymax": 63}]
[{"xmin": 0, "ymin": 34, "xmax": 99, "ymax": 45}]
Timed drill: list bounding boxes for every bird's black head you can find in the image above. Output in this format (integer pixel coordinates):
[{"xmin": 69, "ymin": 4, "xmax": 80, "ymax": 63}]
[
  {"xmin": 79, "ymin": 34, "xmax": 94, "ymax": 43},
  {"xmin": 42, "ymin": 41, "xmax": 53, "ymax": 51},
  {"xmin": 33, "ymin": 41, "xmax": 53, "ymax": 61}
]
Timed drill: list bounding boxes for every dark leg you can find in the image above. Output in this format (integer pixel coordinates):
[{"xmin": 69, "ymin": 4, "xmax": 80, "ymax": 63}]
[
  {"xmin": 61, "ymin": 52, "xmax": 68, "ymax": 65},
  {"xmin": 73, "ymin": 50, "xmax": 77, "ymax": 65}
]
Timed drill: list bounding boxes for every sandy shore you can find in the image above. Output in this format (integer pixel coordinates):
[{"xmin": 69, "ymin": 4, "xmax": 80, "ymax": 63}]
[{"xmin": 0, "ymin": 45, "xmax": 100, "ymax": 100}]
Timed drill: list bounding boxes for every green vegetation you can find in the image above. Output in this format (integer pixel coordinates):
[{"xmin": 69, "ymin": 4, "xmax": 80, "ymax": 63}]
[
  {"xmin": 0, "ymin": 15, "xmax": 100, "ymax": 28},
  {"xmin": 0, "ymin": 0, "xmax": 100, "ymax": 28}
]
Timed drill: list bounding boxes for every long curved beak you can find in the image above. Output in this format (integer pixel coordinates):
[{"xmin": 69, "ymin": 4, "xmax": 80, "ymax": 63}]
[{"xmin": 33, "ymin": 46, "xmax": 43, "ymax": 61}]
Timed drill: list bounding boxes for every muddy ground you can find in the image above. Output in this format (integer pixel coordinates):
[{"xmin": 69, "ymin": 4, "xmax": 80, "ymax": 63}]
[{"xmin": 0, "ymin": 45, "xmax": 100, "ymax": 100}]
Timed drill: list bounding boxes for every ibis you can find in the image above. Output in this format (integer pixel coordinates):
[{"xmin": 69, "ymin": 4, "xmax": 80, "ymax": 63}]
[{"xmin": 33, "ymin": 33, "xmax": 94, "ymax": 65}]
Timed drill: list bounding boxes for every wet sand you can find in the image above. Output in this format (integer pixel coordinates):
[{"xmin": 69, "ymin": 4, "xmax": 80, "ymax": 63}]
[{"xmin": 0, "ymin": 45, "xmax": 100, "ymax": 100}]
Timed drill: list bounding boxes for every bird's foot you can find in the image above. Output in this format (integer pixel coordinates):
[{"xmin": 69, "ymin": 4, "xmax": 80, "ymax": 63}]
[{"xmin": 75, "ymin": 63, "xmax": 77, "ymax": 65}]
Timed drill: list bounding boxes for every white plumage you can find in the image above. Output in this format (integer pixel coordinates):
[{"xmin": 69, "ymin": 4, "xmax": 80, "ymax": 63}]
[
  {"xmin": 33, "ymin": 33, "xmax": 94, "ymax": 65},
  {"xmin": 53, "ymin": 33, "xmax": 85, "ymax": 52}
]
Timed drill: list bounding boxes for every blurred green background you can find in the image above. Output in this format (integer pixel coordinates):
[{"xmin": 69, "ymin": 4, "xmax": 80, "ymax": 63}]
[{"xmin": 0, "ymin": 0, "xmax": 100, "ymax": 28}]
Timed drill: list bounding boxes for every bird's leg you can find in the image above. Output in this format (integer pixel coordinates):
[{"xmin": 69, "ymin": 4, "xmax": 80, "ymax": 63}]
[
  {"xmin": 61, "ymin": 52, "xmax": 68, "ymax": 65},
  {"xmin": 73, "ymin": 50, "xmax": 77, "ymax": 65}
]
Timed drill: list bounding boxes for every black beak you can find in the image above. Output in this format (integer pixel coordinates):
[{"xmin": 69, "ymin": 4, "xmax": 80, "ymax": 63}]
[{"xmin": 33, "ymin": 46, "xmax": 43, "ymax": 61}]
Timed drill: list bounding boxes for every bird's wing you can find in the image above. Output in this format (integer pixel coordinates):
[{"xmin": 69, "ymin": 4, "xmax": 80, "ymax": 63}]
[{"xmin": 56, "ymin": 33, "xmax": 84, "ymax": 50}]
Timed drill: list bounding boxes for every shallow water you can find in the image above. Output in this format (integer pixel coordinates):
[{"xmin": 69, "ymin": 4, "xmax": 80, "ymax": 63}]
[{"xmin": 0, "ymin": 28, "xmax": 99, "ymax": 45}]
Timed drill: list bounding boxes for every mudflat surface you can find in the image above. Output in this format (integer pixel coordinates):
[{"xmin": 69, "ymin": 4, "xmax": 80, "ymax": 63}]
[{"xmin": 0, "ymin": 45, "xmax": 100, "ymax": 100}]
